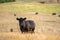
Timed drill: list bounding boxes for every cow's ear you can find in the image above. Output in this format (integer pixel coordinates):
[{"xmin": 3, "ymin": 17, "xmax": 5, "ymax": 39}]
[
  {"xmin": 23, "ymin": 18, "xmax": 26, "ymax": 20},
  {"xmin": 16, "ymin": 18, "xmax": 19, "ymax": 20}
]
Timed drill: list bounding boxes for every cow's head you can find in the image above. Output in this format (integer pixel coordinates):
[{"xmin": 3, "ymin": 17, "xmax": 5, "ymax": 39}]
[{"xmin": 16, "ymin": 17, "xmax": 26, "ymax": 22}]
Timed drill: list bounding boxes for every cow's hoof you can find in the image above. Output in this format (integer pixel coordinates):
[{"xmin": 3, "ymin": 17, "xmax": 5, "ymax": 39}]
[{"xmin": 31, "ymin": 31, "xmax": 34, "ymax": 33}]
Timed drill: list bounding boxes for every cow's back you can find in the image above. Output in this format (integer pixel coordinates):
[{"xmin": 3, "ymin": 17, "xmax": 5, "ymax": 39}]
[{"xmin": 25, "ymin": 20, "xmax": 35, "ymax": 28}]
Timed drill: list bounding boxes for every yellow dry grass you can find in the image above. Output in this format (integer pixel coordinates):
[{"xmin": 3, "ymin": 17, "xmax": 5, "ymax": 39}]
[
  {"xmin": 0, "ymin": 2, "xmax": 60, "ymax": 40},
  {"xmin": 0, "ymin": 12, "xmax": 60, "ymax": 40},
  {"xmin": 0, "ymin": 32, "xmax": 60, "ymax": 40}
]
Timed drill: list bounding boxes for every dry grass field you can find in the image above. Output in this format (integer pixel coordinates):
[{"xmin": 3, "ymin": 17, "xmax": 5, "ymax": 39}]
[
  {"xmin": 0, "ymin": 2, "xmax": 60, "ymax": 40},
  {"xmin": 0, "ymin": 32, "xmax": 60, "ymax": 40}
]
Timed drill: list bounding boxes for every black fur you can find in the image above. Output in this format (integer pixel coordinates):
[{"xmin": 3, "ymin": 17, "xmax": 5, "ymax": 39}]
[{"xmin": 16, "ymin": 17, "xmax": 35, "ymax": 33}]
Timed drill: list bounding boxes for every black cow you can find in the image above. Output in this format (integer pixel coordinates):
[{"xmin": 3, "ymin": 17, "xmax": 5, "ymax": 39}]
[{"xmin": 16, "ymin": 17, "xmax": 35, "ymax": 33}]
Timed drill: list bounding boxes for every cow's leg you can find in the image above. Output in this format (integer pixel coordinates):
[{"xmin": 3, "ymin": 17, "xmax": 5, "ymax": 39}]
[
  {"xmin": 20, "ymin": 26, "xmax": 25, "ymax": 33},
  {"xmin": 21, "ymin": 29, "xmax": 24, "ymax": 33},
  {"xmin": 20, "ymin": 29, "xmax": 24, "ymax": 33},
  {"xmin": 32, "ymin": 28, "xmax": 35, "ymax": 32}
]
